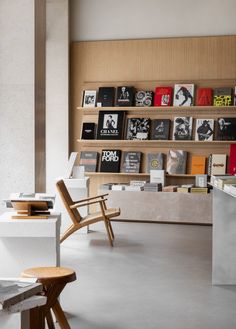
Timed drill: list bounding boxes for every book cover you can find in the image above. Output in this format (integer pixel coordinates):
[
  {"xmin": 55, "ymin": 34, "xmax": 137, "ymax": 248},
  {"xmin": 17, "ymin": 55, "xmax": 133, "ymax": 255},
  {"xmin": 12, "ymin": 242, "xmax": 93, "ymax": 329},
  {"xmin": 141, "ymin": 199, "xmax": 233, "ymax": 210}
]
[
  {"xmin": 213, "ymin": 87, "xmax": 233, "ymax": 106},
  {"xmin": 79, "ymin": 151, "xmax": 99, "ymax": 172},
  {"xmin": 154, "ymin": 87, "xmax": 173, "ymax": 106},
  {"xmin": 216, "ymin": 118, "xmax": 236, "ymax": 140},
  {"xmin": 195, "ymin": 175, "xmax": 208, "ymax": 187},
  {"xmin": 126, "ymin": 118, "xmax": 150, "ymax": 140},
  {"xmin": 81, "ymin": 122, "xmax": 96, "ymax": 139},
  {"xmin": 147, "ymin": 153, "xmax": 164, "ymax": 173},
  {"xmin": 166, "ymin": 150, "xmax": 187, "ymax": 174},
  {"xmin": 135, "ymin": 91, "xmax": 154, "ymax": 107},
  {"xmin": 121, "ymin": 151, "xmax": 142, "ymax": 173},
  {"xmin": 173, "ymin": 117, "xmax": 193, "ymax": 140},
  {"xmin": 173, "ymin": 84, "xmax": 194, "ymax": 106},
  {"xmin": 196, "ymin": 88, "xmax": 213, "ymax": 106},
  {"xmin": 97, "ymin": 87, "xmax": 115, "ymax": 107},
  {"xmin": 195, "ymin": 119, "xmax": 214, "ymax": 141},
  {"xmin": 208, "ymin": 154, "xmax": 227, "ymax": 175},
  {"xmin": 97, "ymin": 111, "xmax": 125, "ymax": 139},
  {"xmin": 190, "ymin": 156, "xmax": 206, "ymax": 174},
  {"xmin": 150, "ymin": 170, "xmax": 165, "ymax": 186},
  {"xmin": 116, "ymin": 86, "xmax": 135, "ymax": 107},
  {"xmin": 100, "ymin": 150, "xmax": 121, "ymax": 172},
  {"xmin": 229, "ymin": 144, "xmax": 236, "ymax": 175},
  {"xmin": 151, "ymin": 119, "xmax": 170, "ymax": 140},
  {"xmin": 82, "ymin": 90, "xmax": 97, "ymax": 107}
]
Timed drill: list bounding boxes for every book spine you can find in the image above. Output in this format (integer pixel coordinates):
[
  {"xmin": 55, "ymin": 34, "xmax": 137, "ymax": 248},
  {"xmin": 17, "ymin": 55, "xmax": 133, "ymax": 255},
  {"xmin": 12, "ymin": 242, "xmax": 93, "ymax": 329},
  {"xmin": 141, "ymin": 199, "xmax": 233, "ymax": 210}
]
[{"xmin": 207, "ymin": 155, "xmax": 212, "ymax": 176}]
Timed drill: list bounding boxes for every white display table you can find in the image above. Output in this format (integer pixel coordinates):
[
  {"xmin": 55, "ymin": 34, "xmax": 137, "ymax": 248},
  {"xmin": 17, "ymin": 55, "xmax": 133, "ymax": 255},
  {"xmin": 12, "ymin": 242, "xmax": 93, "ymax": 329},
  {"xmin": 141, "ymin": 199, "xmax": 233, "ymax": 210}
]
[
  {"xmin": 0, "ymin": 212, "xmax": 61, "ymax": 277},
  {"xmin": 212, "ymin": 187, "xmax": 236, "ymax": 285}
]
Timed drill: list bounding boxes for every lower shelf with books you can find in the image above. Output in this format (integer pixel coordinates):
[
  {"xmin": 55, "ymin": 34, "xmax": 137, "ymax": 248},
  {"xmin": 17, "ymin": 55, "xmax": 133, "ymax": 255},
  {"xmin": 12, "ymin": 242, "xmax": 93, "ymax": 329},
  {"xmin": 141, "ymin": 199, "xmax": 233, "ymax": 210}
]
[{"xmin": 99, "ymin": 190, "xmax": 212, "ymax": 224}]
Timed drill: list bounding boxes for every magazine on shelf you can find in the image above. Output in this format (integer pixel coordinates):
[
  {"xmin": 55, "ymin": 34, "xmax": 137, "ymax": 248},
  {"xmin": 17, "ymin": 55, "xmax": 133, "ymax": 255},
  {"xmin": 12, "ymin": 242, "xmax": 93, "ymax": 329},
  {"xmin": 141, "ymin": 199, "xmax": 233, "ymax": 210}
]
[
  {"xmin": 82, "ymin": 90, "xmax": 97, "ymax": 107},
  {"xmin": 166, "ymin": 150, "xmax": 187, "ymax": 174},
  {"xmin": 100, "ymin": 150, "xmax": 121, "ymax": 173},
  {"xmin": 126, "ymin": 118, "xmax": 150, "ymax": 140},
  {"xmin": 216, "ymin": 118, "xmax": 236, "ymax": 140},
  {"xmin": 135, "ymin": 91, "xmax": 154, "ymax": 107},
  {"xmin": 121, "ymin": 151, "xmax": 142, "ymax": 173},
  {"xmin": 172, "ymin": 117, "xmax": 193, "ymax": 140},
  {"xmin": 195, "ymin": 119, "xmax": 214, "ymax": 141},
  {"xmin": 151, "ymin": 119, "xmax": 170, "ymax": 140},
  {"xmin": 213, "ymin": 87, "xmax": 233, "ymax": 106},
  {"xmin": 97, "ymin": 111, "xmax": 125, "ymax": 139},
  {"xmin": 173, "ymin": 84, "xmax": 194, "ymax": 106},
  {"xmin": 116, "ymin": 86, "xmax": 135, "ymax": 106}
]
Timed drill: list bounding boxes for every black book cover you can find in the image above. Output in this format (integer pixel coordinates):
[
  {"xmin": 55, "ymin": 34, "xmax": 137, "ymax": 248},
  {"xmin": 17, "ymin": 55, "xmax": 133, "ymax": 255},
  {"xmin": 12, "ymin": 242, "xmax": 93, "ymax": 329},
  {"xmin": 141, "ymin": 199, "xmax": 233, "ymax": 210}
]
[
  {"xmin": 216, "ymin": 118, "xmax": 236, "ymax": 140},
  {"xmin": 100, "ymin": 150, "xmax": 121, "ymax": 173},
  {"xmin": 121, "ymin": 152, "xmax": 142, "ymax": 173},
  {"xmin": 81, "ymin": 122, "xmax": 96, "ymax": 139},
  {"xmin": 213, "ymin": 87, "xmax": 233, "ymax": 106},
  {"xmin": 135, "ymin": 91, "xmax": 154, "ymax": 107},
  {"xmin": 97, "ymin": 87, "xmax": 115, "ymax": 107},
  {"xmin": 126, "ymin": 118, "xmax": 150, "ymax": 140},
  {"xmin": 116, "ymin": 86, "xmax": 135, "ymax": 107},
  {"xmin": 79, "ymin": 151, "xmax": 99, "ymax": 172},
  {"xmin": 97, "ymin": 111, "xmax": 125, "ymax": 140},
  {"xmin": 151, "ymin": 119, "xmax": 170, "ymax": 140}
]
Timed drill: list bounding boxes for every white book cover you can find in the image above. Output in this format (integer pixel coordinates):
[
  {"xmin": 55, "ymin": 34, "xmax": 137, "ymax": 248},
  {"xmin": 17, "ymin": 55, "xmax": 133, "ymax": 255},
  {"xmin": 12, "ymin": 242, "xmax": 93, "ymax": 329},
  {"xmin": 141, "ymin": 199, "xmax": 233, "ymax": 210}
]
[
  {"xmin": 210, "ymin": 154, "xmax": 227, "ymax": 175},
  {"xmin": 173, "ymin": 117, "xmax": 193, "ymax": 140},
  {"xmin": 150, "ymin": 170, "xmax": 166, "ymax": 186},
  {"xmin": 173, "ymin": 84, "xmax": 194, "ymax": 106},
  {"xmin": 82, "ymin": 90, "xmax": 97, "ymax": 107},
  {"xmin": 195, "ymin": 119, "xmax": 214, "ymax": 141}
]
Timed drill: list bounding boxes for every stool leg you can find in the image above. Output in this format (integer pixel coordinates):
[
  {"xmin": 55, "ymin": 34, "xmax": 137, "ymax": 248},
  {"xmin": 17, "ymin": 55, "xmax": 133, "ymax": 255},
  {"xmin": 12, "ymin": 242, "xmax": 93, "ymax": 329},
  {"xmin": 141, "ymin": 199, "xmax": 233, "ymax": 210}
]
[
  {"xmin": 30, "ymin": 307, "xmax": 45, "ymax": 329},
  {"xmin": 46, "ymin": 310, "xmax": 56, "ymax": 329},
  {"xmin": 52, "ymin": 300, "xmax": 71, "ymax": 329}
]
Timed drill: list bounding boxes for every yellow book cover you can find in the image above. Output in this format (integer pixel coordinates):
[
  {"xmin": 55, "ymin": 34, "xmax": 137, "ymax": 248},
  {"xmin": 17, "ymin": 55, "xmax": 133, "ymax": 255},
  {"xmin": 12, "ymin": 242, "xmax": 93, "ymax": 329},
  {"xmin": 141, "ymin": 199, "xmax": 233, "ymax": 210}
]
[{"xmin": 191, "ymin": 156, "xmax": 206, "ymax": 175}]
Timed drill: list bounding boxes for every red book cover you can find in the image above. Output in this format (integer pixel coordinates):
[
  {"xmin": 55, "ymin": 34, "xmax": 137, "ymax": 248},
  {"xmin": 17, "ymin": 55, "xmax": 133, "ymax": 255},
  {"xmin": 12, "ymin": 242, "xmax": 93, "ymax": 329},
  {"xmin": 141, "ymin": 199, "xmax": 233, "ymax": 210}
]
[
  {"xmin": 154, "ymin": 87, "xmax": 173, "ymax": 106},
  {"xmin": 229, "ymin": 144, "xmax": 236, "ymax": 175},
  {"xmin": 196, "ymin": 88, "xmax": 213, "ymax": 106}
]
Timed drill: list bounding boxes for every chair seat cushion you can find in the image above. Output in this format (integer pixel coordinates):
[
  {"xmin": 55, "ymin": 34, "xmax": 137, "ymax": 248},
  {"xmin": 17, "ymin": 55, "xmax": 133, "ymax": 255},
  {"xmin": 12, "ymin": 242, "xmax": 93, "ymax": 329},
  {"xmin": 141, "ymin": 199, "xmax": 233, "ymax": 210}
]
[{"xmin": 81, "ymin": 207, "xmax": 120, "ymax": 225}]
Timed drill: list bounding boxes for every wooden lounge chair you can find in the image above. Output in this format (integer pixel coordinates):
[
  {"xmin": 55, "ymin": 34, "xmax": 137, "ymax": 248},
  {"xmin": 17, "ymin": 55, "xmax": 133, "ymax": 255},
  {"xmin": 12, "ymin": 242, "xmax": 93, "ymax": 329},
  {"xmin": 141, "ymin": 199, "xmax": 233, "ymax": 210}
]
[{"xmin": 56, "ymin": 179, "xmax": 120, "ymax": 246}]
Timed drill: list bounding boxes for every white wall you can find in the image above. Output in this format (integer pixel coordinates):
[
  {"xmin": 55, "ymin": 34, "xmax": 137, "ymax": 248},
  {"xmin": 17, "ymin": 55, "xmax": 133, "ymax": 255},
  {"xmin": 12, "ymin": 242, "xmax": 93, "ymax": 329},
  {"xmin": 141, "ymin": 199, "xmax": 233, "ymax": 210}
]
[
  {"xmin": 70, "ymin": 0, "xmax": 236, "ymax": 41},
  {"xmin": 46, "ymin": 0, "xmax": 69, "ymax": 194},
  {"xmin": 0, "ymin": 0, "xmax": 34, "ymax": 213}
]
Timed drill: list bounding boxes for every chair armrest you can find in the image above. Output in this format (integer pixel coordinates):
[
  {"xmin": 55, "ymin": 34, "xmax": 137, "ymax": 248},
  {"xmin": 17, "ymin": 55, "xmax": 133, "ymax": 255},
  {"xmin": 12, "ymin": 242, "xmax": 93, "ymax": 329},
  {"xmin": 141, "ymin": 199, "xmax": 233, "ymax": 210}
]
[
  {"xmin": 73, "ymin": 194, "xmax": 108, "ymax": 204},
  {"xmin": 70, "ymin": 199, "xmax": 108, "ymax": 209}
]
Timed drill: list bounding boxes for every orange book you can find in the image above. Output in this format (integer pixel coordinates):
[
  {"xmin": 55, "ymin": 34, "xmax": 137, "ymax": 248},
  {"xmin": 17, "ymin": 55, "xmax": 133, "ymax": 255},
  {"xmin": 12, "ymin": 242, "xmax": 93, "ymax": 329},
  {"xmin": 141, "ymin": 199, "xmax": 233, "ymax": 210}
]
[{"xmin": 191, "ymin": 156, "xmax": 206, "ymax": 174}]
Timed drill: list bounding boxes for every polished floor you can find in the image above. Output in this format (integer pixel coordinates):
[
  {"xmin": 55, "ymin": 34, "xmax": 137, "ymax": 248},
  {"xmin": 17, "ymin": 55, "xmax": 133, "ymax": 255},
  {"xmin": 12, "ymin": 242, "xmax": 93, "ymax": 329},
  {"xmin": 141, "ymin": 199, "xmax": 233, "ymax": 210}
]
[{"xmin": 59, "ymin": 222, "xmax": 236, "ymax": 329}]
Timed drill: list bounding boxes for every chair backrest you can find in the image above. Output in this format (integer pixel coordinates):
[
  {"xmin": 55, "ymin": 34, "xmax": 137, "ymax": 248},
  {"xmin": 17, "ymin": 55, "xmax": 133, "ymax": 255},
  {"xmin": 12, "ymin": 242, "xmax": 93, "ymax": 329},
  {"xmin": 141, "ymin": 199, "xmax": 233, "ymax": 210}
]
[{"xmin": 56, "ymin": 180, "xmax": 82, "ymax": 224}]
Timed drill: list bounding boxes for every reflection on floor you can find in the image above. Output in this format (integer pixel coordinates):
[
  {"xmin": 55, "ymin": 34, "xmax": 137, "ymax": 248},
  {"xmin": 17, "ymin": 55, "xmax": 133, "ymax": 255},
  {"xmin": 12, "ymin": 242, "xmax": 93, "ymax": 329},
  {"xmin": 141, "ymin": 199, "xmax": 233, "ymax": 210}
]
[{"xmin": 59, "ymin": 222, "xmax": 236, "ymax": 329}]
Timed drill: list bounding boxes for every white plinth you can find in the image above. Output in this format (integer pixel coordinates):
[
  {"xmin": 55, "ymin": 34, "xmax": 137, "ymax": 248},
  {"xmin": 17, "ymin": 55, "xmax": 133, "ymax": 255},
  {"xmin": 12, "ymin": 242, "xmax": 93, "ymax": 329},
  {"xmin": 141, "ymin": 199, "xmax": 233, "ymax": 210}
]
[
  {"xmin": 0, "ymin": 212, "xmax": 61, "ymax": 277},
  {"xmin": 212, "ymin": 188, "xmax": 236, "ymax": 285}
]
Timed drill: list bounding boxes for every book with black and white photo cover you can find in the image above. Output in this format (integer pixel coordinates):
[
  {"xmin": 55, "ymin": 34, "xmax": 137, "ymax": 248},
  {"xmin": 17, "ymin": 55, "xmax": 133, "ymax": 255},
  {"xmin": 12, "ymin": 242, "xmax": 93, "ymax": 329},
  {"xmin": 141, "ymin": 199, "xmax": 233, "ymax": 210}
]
[
  {"xmin": 195, "ymin": 119, "xmax": 214, "ymax": 141},
  {"xmin": 207, "ymin": 154, "xmax": 227, "ymax": 175},
  {"xmin": 135, "ymin": 91, "xmax": 154, "ymax": 107},
  {"xmin": 121, "ymin": 151, "xmax": 142, "ymax": 173},
  {"xmin": 216, "ymin": 118, "xmax": 236, "ymax": 140},
  {"xmin": 97, "ymin": 87, "xmax": 115, "ymax": 107},
  {"xmin": 126, "ymin": 118, "xmax": 150, "ymax": 140},
  {"xmin": 97, "ymin": 111, "xmax": 125, "ymax": 139},
  {"xmin": 151, "ymin": 119, "xmax": 170, "ymax": 140},
  {"xmin": 213, "ymin": 87, "xmax": 233, "ymax": 106},
  {"xmin": 172, "ymin": 117, "xmax": 193, "ymax": 140},
  {"xmin": 154, "ymin": 87, "xmax": 173, "ymax": 106},
  {"xmin": 166, "ymin": 150, "xmax": 187, "ymax": 174},
  {"xmin": 147, "ymin": 153, "xmax": 164, "ymax": 173},
  {"xmin": 82, "ymin": 90, "xmax": 97, "ymax": 107},
  {"xmin": 81, "ymin": 122, "xmax": 96, "ymax": 139},
  {"xmin": 79, "ymin": 151, "xmax": 99, "ymax": 172},
  {"xmin": 100, "ymin": 150, "xmax": 121, "ymax": 173},
  {"xmin": 116, "ymin": 86, "xmax": 135, "ymax": 107},
  {"xmin": 173, "ymin": 84, "xmax": 194, "ymax": 106}
]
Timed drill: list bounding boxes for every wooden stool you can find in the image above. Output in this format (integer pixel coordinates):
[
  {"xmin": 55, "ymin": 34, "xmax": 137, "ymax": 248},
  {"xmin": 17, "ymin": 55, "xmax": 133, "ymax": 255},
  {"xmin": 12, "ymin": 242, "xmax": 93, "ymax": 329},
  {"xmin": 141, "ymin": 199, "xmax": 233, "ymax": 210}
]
[{"xmin": 21, "ymin": 267, "xmax": 76, "ymax": 329}]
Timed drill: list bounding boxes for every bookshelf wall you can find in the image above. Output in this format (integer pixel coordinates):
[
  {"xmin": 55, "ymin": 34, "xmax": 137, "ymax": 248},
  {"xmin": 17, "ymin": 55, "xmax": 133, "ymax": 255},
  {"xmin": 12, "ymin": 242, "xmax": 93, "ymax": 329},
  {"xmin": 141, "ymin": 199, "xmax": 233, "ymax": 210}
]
[{"xmin": 70, "ymin": 36, "xmax": 236, "ymax": 222}]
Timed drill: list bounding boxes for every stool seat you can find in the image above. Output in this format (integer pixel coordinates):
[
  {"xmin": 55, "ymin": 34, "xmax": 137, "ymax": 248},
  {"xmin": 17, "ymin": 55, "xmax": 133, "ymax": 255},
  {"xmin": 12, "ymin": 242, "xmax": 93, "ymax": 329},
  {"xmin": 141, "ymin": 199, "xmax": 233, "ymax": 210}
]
[{"xmin": 21, "ymin": 266, "xmax": 76, "ymax": 329}]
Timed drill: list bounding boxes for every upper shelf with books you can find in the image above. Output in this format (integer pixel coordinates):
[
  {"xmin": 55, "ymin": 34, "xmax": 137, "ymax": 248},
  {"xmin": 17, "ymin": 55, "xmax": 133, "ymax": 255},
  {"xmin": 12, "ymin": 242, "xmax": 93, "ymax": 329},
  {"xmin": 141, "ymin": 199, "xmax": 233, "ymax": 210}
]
[{"xmin": 85, "ymin": 172, "xmax": 196, "ymax": 178}]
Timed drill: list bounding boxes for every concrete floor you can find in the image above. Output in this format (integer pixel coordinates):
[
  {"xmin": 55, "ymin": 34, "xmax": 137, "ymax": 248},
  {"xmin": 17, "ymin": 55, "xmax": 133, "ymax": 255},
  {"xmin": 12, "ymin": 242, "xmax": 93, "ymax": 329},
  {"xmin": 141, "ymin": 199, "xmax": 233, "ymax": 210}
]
[{"xmin": 59, "ymin": 222, "xmax": 236, "ymax": 329}]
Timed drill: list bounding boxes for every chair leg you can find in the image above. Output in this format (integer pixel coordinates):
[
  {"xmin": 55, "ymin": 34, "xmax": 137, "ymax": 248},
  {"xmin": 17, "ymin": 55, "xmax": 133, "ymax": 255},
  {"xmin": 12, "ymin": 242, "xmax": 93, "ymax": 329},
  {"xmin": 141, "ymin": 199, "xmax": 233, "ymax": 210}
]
[
  {"xmin": 103, "ymin": 218, "xmax": 113, "ymax": 246},
  {"xmin": 60, "ymin": 225, "xmax": 78, "ymax": 243},
  {"xmin": 108, "ymin": 221, "xmax": 115, "ymax": 240},
  {"xmin": 52, "ymin": 300, "xmax": 71, "ymax": 329},
  {"xmin": 46, "ymin": 310, "xmax": 56, "ymax": 329}
]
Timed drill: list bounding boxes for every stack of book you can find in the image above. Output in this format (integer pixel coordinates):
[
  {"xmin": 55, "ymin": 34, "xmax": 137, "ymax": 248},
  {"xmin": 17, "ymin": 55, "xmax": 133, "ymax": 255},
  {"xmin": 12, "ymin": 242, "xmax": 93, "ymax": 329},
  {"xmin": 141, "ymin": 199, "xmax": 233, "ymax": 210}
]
[
  {"xmin": 143, "ymin": 182, "xmax": 162, "ymax": 192},
  {"xmin": 224, "ymin": 184, "xmax": 236, "ymax": 196},
  {"xmin": 190, "ymin": 187, "xmax": 208, "ymax": 194}
]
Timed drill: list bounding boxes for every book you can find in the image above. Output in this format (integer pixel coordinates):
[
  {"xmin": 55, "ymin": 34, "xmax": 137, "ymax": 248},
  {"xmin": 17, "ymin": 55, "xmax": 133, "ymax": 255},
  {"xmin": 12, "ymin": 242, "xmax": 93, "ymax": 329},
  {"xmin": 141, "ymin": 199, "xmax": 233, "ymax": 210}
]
[
  {"xmin": 216, "ymin": 118, "xmax": 236, "ymax": 140},
  {"xmin": 81, "ymin": 122, "xmax": 96, "ymax": 139},
  {"xmin": 154, "ymin": 87, "xmax": 173, "ymax": 106},
  {"xmin": 172, "ymin": 117, "xmax": 193, "ymax": 140},
  {"xmin": 190, "ymin": 156, "xmax": 206, "ymax": 174},
  {"xmin": 116, "ymin": 86, "xmax": 135, "ymax": 107},
  {"xmin": 234, "ymin": 87, "xmax": 236, "ymax": 106},
  {"xmin": 166, "ymin": 150, "xmax": 187, "ymax": 174},
  {"xmin": 213, "ymin": 87, "xmax": 233, "ymax": 106},
  {"xmin": 190, "ymin": 187, "xmax": 208, "ymax": 194},
  {"xmin": 111, "ymin": 184, "xmax": 128, "ymax": 191},
  {"xmin": 150, "ymin": 170, "xmax": 165, "ymax": 187},
  {"xmin": 177, "ymin": 187, "xmax": 190, "ymax": 193},
  {"xmin": 195, "ymin": 119, "xmax": 214, "ymax": 141},
  {"xmin": 143, "ymin": 182, "xmax": 162, "ymax": 192},
  {"xmin": 208, "ymin": 154, "xmax": 227, "ymax": 175},
  {"xmin": 147, "ymin": 153, "xmax": 164, "ymax": 173},
  {"xmin": 97, "ymin": 87, "xmax": 115, "ymax": 107},
  {"xmin": 125, "ymin": 185, "xmax": 144, "ymax": 191},
  {"xmin": 126, "ymin": 118, "xmax": 150, "ymax": 140},
  {"xmin": 130, "ymin": 180, "xmax": 146, "ymax": 187},
  {"xmin": 151, "ymin": 119, "xmax": 170, "ymax": 140},
  {"xmin": 82, "ymin": 90, "xmax": 97, "ymax": 107},
  {"xmin": 121, "ymin": 151, "xmax": 142, "ymax": 173},
  {"xmin": 97, "ymin": 111, "xmax": 125, "ymax": 139},
  {"xmin": 100, "ymin": 150, "xmax": 121, "ymax": 173},
  {"xmin": 135, "ymin": 91, "xmax": 154, "ymax": 107},
  {"xmin": 162, "ymin": 185, "xmax": 178, "ymax": 192},
  {"xmin": 195, "ymin": 175, "xmax": 208, "ymax": 187},
  {"xmin": 64, "ymin": 152, "xmax": 78, "ymax": 178},
  {"xmin": 196, "ymin": 88, "xmax": 213, "ymax": 106},
  {"xmin": 173, "ymin": 84, "xmax": 194, "ymax": 106},
  {"xmin": 224, "ymin": 184, "xmax": 236, "ymax": 196},
  {"xmin": 215, "ymin": 177, "xmax": 236, "ymax": 190},
  {"xmin": 100, "ymin": 183, "xmax": 114, "ymax": 190},
  {"xmin": 79, "ymin": 151, "xmax": 99, "ymax": 172},
  {"xmin": 229, "ymin": 144, "xmax": 236, "ymax": 175}
]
